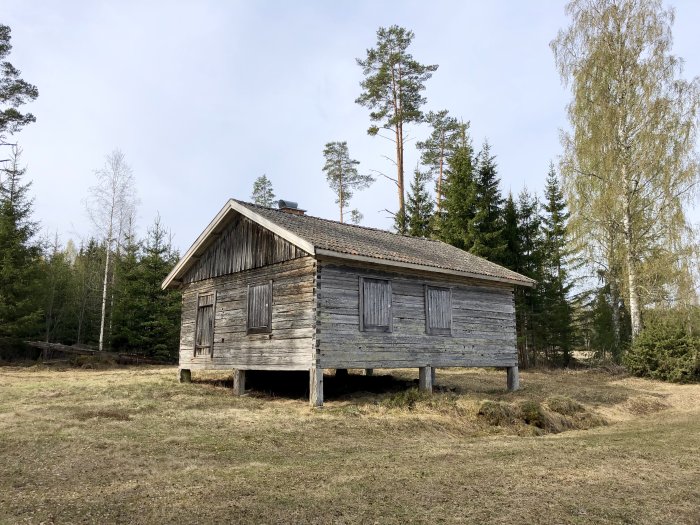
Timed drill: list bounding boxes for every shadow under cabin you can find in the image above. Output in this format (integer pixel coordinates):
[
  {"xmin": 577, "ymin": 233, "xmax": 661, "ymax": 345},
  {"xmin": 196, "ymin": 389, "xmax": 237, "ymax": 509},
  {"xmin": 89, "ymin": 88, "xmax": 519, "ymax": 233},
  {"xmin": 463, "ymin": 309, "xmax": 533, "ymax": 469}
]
[{"xmin": 161, "ymin": 199, "xmax": 535, "ymax": 406}]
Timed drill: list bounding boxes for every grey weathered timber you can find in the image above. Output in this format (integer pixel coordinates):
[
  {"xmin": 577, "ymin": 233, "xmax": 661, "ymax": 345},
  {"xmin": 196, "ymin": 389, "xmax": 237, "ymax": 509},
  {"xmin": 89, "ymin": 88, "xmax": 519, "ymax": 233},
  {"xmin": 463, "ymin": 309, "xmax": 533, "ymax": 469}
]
[
  {"xmin": 316, "ymin": 261, "xmax": 517, "ymax": 370},
  {"xmin": 419, "ymin": 366, "xmax": 433, "ymax": 393},
  {"xmin": 178, "ymin": 257, "xmax": 316, "ymax": 371},
  {"xmin": 182, "ymin": 214, "xmax": 307, "ymax": 284},
  {"xmin": 507, "ymin": 366, "xmax": 520, "ymax": 391},
  {"xmin": 171, "ymin": 206, "xmax": 523, "ymax": 403},
  {"xmin": 179, "ymin": 369, "xmax": 191, "ymax": 383},
  {"xmin": 233, "ymin": 369, "xmax": 245, "ymax": 395},
  {"xmin": 310, "ymin": 367, "xmax": 323, "ymax": 407}
]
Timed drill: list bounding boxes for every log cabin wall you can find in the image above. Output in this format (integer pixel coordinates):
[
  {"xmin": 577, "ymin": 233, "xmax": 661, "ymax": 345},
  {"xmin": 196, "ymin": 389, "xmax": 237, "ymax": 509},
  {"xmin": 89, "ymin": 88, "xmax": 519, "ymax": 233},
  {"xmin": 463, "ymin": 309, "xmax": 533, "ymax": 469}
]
[
  {"xmin": 182, "ymin": 213, "xmax": 307, "ymax": 284},
  {"xmin": 316, "ymin": 260, "xmax": 517, "ymax": 369},
  {"xmin": 179, "ymin": 256, "xmax": 316, "ymax": 371}
]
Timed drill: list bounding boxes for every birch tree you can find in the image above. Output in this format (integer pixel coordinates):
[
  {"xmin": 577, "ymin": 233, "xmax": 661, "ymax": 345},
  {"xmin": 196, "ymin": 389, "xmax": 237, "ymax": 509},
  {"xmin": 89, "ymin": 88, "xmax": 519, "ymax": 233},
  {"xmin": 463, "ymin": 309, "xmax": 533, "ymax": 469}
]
[
  {"xmin": 356, "ymin": 25, "xmax": 437, "ymax": 233},
  {"xmin": 552, "ymin": 0, "xmax": 700, "ymax": 339},
  {"xmin": 322, "ymin": 141, "xmax": 373, "ymax": 223},
  {"xmin": 87, "ymin": 150, "xmax": 137, "ymax": 351}
]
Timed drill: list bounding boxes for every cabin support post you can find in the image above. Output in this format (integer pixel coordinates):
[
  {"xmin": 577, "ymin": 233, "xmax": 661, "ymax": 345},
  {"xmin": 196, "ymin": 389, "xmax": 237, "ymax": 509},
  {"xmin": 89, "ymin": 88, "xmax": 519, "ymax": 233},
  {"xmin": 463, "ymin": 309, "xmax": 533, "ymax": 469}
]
[
  {"xmin": 232, "ymin": 369, "xmax": 245, "ymax": 395},
  {"xmin": 179, "ymin": 369, "xmax": 191, "ymax": 383},
  {"xmin": 431, "ymin": 367, "xmax": 436, "ymax": 386},
  {"xmin": 507, "ymin": 366, "xmax": 520, "ymax": 391},
  {"xmin": 364, "ymin": 369, "xmax": 374, "ymax": 377},
  {"xmin": 419, "ymin": 365, "xmax": 433, "ymax": 393},
  {"xmin": 310, "ymin": 367, "xmax": 324, "ymax": 407}
]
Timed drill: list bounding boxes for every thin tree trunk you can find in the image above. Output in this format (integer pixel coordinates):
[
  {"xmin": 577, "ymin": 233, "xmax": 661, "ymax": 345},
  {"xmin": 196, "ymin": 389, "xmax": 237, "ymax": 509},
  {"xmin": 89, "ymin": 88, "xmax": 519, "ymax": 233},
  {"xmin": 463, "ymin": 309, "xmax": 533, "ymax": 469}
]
[
  {"xmin": 99, "ymin": 231, "xmax": 113, "ymax": 352},
  {"xmin": 339, "ymin": 170, "xmax": 344, "ymax": 223},
  {"xmin": 437, "ymin": 140, "xmax": 444, "ymax": 211},
  {"xmin": 622, "ymin": 170, "xmax": 642, "ymax": 340}
]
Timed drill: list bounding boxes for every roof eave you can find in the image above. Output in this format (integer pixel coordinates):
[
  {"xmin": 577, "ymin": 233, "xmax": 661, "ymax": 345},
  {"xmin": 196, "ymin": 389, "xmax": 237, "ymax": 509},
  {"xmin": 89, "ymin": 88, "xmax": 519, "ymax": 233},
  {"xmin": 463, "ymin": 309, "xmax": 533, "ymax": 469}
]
[{"xmin": 315, "ymin": 249, "xmax": 536, "ymax": 287}]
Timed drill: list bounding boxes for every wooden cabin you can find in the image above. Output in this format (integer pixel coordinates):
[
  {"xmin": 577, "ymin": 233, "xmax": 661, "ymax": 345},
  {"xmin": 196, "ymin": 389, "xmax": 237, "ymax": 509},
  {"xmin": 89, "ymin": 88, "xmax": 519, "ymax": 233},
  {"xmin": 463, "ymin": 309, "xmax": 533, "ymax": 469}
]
[{"xmin": 162, "ymin": 199, "xmax": 535, "ymax": 406}]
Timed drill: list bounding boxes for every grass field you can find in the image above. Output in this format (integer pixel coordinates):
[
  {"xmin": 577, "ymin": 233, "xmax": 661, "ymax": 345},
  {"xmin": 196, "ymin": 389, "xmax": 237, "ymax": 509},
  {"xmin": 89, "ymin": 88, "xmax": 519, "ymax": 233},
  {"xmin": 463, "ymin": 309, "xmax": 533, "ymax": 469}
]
[{"xmin": 0, "ymin": 365, "xmax": 699, "ymax": 524}]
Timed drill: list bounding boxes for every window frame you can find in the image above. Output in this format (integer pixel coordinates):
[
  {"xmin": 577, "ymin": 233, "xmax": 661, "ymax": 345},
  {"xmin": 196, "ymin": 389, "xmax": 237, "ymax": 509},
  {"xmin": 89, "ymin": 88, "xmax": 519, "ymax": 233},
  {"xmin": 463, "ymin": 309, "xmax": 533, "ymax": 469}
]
[
  {"xmin": 424, "ymin": 285, "xmax": 453, "ymax": 336},
  {"xmin": 246, "ymin": 280, "xmax": 273, "ymax": 335},
  {"xmin": 193, "ymin": 290, "xmax": 217, "ymax": 357},
  {"xmin": 358, "ymin": 276, "xmax": 393, "ymax": 333}
]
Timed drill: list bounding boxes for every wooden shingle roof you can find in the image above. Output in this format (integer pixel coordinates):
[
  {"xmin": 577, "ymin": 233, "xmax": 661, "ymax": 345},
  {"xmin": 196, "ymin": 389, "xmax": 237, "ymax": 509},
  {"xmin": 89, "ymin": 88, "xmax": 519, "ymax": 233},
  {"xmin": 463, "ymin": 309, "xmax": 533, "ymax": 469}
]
[{"xmin": 162, "ymin": 199, "xmax": 535, "ymax": 289}]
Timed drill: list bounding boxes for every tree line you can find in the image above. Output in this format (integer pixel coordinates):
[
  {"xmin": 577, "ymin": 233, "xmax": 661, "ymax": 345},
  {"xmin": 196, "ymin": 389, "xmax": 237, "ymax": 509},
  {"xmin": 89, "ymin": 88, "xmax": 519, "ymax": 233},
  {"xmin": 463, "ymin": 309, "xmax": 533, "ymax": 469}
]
[
  {"xmin": 3, "ymin": 0, "xmax": 700, "ymax": 377},
  {"xmin": 0, "ymin": 24, "xmax": 181, "ymax": 359},
  {"xmin": 253, "ymin": 1, "xmax": 700, "ymax": 377}
]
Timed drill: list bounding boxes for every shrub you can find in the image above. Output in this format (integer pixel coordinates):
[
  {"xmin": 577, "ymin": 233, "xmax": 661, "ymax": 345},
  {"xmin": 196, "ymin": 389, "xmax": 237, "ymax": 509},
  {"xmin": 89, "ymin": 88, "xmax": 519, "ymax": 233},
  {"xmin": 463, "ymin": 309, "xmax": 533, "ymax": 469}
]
[{"xmin": 624, "ymin": 310, "xmax": 700, "ymax": 383}]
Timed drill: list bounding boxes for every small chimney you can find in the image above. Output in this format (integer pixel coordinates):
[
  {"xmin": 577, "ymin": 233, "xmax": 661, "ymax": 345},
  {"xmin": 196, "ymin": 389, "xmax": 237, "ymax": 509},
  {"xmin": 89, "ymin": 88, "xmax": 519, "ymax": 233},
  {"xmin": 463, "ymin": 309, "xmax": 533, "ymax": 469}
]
[{"xmin": 277, "ymin": 199, "xmax": 306, "ymax": 216}]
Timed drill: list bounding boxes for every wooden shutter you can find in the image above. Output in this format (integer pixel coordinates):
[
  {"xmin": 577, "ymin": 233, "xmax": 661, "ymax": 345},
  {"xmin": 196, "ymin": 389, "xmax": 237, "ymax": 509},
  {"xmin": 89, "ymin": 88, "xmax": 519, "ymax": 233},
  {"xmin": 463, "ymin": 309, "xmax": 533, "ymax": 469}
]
[
  {"xmin": 359, "ymin": 277, "xmax": 392, "ymax": 332},
  {"xmin": 247, "ymin": 281, "xmax": 273, "ymax": 334},
  {"xmin": 194, "ymin": 292, "xmax": 216, "ymax": 356},
  {"xmin": 425, "ymin": 286, "xmax": 452, "ymax": 336}
]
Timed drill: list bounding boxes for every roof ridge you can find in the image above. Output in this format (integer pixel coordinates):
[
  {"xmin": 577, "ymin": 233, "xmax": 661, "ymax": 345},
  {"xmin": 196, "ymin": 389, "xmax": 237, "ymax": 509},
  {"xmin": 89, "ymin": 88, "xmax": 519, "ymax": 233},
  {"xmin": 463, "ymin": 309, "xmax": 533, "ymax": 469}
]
[{"xmin": 233, "ymin": 199, "xmax": 444, "ymax": 242}]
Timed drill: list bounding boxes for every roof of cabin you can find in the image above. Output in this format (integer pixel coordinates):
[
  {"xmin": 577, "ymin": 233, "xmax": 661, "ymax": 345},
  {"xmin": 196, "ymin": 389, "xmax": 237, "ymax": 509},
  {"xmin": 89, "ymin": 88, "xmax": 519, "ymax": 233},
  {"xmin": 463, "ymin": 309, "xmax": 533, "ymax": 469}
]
[{"xmin": 161, "ymin": 199, "xmax": 536, "ymax": 289}]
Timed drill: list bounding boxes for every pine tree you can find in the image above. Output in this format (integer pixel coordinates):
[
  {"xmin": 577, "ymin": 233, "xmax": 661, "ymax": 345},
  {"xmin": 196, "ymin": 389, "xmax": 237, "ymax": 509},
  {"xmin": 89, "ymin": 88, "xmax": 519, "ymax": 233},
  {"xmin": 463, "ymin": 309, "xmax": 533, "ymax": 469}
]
[
  {"xmin": 0, "ymin": 146, "xmax": 42, "ymax": 345},
  {"xmin": 322, "ymin": 141, "xmax": 373, "ymax": 223},
  {"xmin": 356, "ymin": 25, "xmax": 438, "ymax": 232},
  {"xmin": 436, "ymin": 126, "xmax": 477, "ymax": 249},
  {"xmin": 540, "ymin": 165, "xmax": 574, "ymax": 365},
  {"xmin": 470, "ymin": 141, "xmax": 507, "ymax": 264},
  {"xmin": 0, "ymin": 25, "xmax": 39, "ymax": 144},
  {"xmin": 251, "ymin": 175, "xmax": 275, "ymax": 207},
  {"xmin": 416, "ymin": 110, "xmax": 462, "ymax": 211},
  {"xmin": 405, "ymin": 168, "xmax": 434, "ymax": 238}
]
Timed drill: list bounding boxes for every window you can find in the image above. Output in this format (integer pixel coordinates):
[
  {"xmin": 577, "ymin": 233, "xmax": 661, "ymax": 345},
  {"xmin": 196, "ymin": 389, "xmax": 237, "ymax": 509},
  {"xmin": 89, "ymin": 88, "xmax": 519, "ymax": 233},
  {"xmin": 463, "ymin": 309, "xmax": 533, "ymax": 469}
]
[
  {"xmin": 247, "ymin": 281, "xmax": 273, "ymax": 334},
  {"xmin": 194, "ymin": 291, "xmax": 216, "ymax": 356},
  {"xmin": 359, "ymin": 277, "xmax": 392, "ymax": 332},
  {"xmin": 425, "ymin": 286, "xmax": 452, "ymax": 335}
]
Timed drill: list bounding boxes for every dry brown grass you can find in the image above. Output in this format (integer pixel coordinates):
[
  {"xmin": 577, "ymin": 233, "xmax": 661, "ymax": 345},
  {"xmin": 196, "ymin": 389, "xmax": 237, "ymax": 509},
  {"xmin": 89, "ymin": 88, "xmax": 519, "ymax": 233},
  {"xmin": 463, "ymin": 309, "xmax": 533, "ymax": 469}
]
[{"xmin": 0, "ymin": 365, "xmax": 699, "ymax": 524}]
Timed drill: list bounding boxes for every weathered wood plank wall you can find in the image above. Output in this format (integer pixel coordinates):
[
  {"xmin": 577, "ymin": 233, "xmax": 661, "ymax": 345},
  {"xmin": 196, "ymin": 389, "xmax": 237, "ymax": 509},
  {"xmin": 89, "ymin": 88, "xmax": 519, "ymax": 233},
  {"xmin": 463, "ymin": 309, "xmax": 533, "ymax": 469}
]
[
  {"xmin": 179, "ymin": 256, "xmax": 316, "ymax": 371},
  {"xmin": 182, "ymin": 214, "xmax": 307, "ymax": 284},
  {"xmin": 316, "ymin": 261, "xmax": 517, "ymax": 369}
]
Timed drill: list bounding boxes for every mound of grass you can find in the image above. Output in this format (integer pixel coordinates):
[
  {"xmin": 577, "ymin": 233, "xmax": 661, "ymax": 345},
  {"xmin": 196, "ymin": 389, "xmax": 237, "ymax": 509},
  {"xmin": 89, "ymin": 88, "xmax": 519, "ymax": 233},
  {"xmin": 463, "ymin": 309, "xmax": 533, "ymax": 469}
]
[
  {"xmin": 382, "ymin": 388, "xmax": 431, "ymax": 410},
  {"xmin": 477, "ymin": 397, "xmax": 606, "ymax": 434},
  {"xmin": 477, "ymin": 400, "xmax": 518, "ymax": 426},
  {"xmin": 546, "ymin": 395, "xmax": 585, "ymax": 416}
]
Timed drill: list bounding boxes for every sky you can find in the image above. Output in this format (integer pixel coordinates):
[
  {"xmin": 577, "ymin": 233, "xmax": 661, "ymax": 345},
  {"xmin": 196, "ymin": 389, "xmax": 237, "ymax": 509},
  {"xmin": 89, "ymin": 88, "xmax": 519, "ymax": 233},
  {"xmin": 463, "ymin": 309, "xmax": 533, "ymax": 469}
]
[{"xmin": 3, "ymin": 0, "xmax": 700, "ymax": 254}]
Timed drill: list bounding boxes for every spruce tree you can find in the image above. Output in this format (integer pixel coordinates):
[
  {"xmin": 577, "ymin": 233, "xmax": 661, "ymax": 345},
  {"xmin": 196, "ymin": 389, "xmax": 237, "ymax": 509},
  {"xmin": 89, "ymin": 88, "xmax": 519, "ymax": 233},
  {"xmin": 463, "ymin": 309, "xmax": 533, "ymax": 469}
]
[
  {"xmin": 436, "ymin": 126, "xmax": 477, "ymax": 250},
  {"xmin": 139, "ymin": 216, "xmax": 181, "ymax": 359},
  {"xmin": 405, "ymin": 168, "xmax": 434, "ymax": 238},
  {"xmin": 470, "ymin": 141, "xmax": 507, "ymax": 264},
  {"xmin": 502, "ymin": 193, "xmax": 520, "ymax": 271},
  {"xmin": 515, "ymin": 188, "xmax": 545, "ymax": 367},
  {"xmin": 540, "ymin": 165, "xmax": 574, "ymax": 365},
  {"xmin": 110, "ymin": 231, "xmax": 142, "ymax": 350},
  {"xmin": 0, "ymin": 146, "xmax": 42, "ymax": 345}
]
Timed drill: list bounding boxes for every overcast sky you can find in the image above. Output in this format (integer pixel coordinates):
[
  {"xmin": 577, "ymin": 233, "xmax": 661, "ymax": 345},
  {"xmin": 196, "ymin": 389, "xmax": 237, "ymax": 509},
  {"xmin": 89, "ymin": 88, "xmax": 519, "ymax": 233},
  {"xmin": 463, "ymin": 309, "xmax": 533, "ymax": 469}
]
[{"xmin": 3, "ymin": 0, "xmax": 700, "ymax": 253}]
